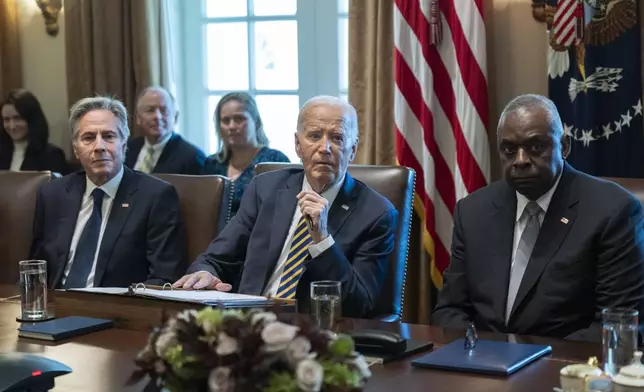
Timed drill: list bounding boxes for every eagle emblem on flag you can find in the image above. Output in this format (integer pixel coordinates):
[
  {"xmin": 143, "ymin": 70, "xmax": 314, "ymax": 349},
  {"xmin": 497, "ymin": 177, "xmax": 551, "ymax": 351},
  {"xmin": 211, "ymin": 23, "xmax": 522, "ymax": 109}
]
[{"xmin": 544, "ymin": 0, "xmax": 644, "ymax": 177}]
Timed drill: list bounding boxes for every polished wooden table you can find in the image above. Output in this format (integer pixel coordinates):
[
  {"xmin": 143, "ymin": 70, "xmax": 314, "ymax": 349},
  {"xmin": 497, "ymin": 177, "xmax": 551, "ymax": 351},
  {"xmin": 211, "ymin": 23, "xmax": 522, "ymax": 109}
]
[{"xmin": 0, "ymin": 285, "xmax": 600, "ymax": 391}]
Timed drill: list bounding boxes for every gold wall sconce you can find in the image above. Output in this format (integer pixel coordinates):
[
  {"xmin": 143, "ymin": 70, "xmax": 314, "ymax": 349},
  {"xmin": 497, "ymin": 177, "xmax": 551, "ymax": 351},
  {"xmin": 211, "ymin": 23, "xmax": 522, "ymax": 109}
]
[{"xmin": 35, "ymin": 0, "xmax": 63, "ymax": 37}]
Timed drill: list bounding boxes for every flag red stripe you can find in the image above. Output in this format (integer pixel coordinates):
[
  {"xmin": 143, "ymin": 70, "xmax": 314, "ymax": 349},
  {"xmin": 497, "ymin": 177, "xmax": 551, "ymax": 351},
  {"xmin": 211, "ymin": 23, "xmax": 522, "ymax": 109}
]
[
  {"xmin": 558, "ymin": 24, "xmax": 575, "ymax": 45},
  {"xmin": 394, "ymin": 0, "xmax": 487, "ymax": 194},
  {"xmin": 394, "ymin": 0, "xmax": 489, "ymax": 284},
  {"xmin": 395, "ymin": 129, "xmax": 451, "ymax": 274},
  {"xmin": 441, "ymin": 0, "xmax": 489, "ymax": 129},
  {"xmin": 395, "ymin": 48, "xmax": 456, "ymax": 213}
]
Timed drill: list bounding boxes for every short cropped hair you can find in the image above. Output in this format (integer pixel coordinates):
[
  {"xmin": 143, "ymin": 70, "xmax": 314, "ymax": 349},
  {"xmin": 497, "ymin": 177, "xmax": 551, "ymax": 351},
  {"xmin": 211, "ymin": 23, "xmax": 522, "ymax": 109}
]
[
  {"xmin": 497, "ymin": 94, "xmax": 564, "ymax": 140},
  {"xmin": 69, "ymin": 96, "xmax": 130, "ymax": 141},
  {"xmin": 135, "ymin": 86, "xmax": 176, "ymax": 112},
  {"xmin": 297, "ymin": 95, "xmax": 359, "ymax": 148}
]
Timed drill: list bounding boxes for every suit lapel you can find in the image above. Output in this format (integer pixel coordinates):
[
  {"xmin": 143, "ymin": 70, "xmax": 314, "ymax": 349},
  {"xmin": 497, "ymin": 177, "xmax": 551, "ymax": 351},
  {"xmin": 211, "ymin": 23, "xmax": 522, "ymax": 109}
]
[
  {"xmin": 510, "ymin": 165, "xmax": 579, "ymax": 318},
  {"xmin": 125, "ymin": 138, "xmax": 143, "ymax": 168},
  {"xmin": 53, "ymin": 173, "xmax": 85, "ymax": 287},
  {"xmin": 266, "ymin": 172, "xmax": 303, "ymax": 268},
  {"xmin": 20, "ymin": 147, "xmax": 37, "ymax": 170},
  {"xmin": 0, "ymin": 146, "xmax": 11, "ymax": 169},
  {"xmin": 93, "ymin": 168, "xmax": 137, "ymax": 285},
  {"xmin": 154, "ymin": 133, "xmax": 179, "ymax": 172},
  {"xmin": 488, "ymin": 184, "xmax": 517, "ymax": 325},
  {"xmin": 326, "ymin": 173, "xmax": 359, "ymax": 237}
]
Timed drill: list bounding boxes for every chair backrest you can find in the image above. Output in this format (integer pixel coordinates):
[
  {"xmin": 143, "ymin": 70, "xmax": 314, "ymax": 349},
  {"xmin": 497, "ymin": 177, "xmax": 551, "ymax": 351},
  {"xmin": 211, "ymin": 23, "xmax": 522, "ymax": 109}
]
[
  {"xmin": 601, "ymin": 177, "xmax": 644, "ymax": 205},
  {"xmin": 254, "ymin": 163, "xmax": 415, "ymax": 320},
  {"xmin": 153, "ymin": 174, "xmax": 233, "ymax": 263},
  {"xmin": 0, "ymin": 171, "xmax": 58, "ymax": 284}
]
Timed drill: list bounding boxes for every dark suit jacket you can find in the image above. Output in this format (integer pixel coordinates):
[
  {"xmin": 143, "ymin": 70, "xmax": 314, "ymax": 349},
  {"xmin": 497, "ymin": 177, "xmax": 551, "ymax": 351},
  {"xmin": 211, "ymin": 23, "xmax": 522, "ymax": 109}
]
[
  {"xmin": 125, "ymin": 133, "xmax": 206, "ymax": 175},
  {"xmin": 0, "ymin": 143, "xmax": 67, "ymax": 174},
  {"xmin": 187, "ymin": 169, "xmax": 398, "ymax": 318},
  {"xmin": 432, "ymin": 163, "xmax": 644, "ymax": 341},
  {"xmin": 30, "ymin": 167, "xmax": 188, "ymax": 288}
]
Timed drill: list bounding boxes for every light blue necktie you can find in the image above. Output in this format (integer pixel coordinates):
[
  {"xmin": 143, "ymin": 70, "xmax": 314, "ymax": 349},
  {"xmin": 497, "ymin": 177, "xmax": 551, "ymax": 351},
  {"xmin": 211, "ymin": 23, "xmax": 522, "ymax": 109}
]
[{"xmin": 506, "ymin": 201, "xmax": 542, "ymax": 323}]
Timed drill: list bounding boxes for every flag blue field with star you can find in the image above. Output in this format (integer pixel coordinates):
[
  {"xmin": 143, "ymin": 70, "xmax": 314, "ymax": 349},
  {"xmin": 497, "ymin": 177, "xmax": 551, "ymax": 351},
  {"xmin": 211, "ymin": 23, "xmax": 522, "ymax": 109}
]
[{"xmin": 547, "ymin": 0, "xmax": 644, "ymax": 178}]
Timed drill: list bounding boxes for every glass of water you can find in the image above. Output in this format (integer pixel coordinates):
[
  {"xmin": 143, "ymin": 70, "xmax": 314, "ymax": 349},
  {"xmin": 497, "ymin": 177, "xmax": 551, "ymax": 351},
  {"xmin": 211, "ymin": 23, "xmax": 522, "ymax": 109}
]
[
  {"xmin": 602, "ymin": 308, "xmax": 639, "ymax": 376},
  {"xmin": 19, "ymin": 260, "xmax": 48, "ymax": 321},
  {"xmin": 310, "ymin": 280, "xmax": 341, "ymax": 330}
]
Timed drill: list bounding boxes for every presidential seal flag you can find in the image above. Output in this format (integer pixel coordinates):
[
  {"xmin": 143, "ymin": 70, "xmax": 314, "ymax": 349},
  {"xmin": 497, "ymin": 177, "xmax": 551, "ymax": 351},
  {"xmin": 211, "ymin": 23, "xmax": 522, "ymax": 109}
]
[
  {"xmin": 547, "ymin": 0, "xmax": 644, "ymax": 177},
  {"xmin": 394, "ymin": 0, "xmax": 490, "ymax": 288}
]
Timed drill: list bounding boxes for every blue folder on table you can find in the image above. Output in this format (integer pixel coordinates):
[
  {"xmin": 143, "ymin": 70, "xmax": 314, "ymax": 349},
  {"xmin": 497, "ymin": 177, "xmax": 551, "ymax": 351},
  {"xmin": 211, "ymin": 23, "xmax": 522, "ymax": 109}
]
[
  {"xmin": 18, "ymin": 316, "xmax": 114, "ymax": 341},
  {"xmin": 411, "ymin": 339, "xmax": 552, "ymax": 376}
]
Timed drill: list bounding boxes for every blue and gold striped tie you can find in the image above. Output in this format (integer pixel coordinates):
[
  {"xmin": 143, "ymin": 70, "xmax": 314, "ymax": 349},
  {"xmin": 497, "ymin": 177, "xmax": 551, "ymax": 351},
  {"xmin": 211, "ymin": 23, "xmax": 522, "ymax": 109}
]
[{"xmin": 276, "ymin": 215, "xmax": 312, "ymax": 299}]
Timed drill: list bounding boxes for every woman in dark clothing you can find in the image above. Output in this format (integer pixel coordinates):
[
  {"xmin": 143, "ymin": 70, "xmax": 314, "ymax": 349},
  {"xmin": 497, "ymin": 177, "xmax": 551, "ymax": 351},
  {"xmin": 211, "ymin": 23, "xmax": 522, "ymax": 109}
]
[
  {"xmin": 203, "ymin": 92, "xmax": 290, "ymax": 216},
  {"xmin": 0, "ymin": 89, "xmax": 67, "ymax": 174}
]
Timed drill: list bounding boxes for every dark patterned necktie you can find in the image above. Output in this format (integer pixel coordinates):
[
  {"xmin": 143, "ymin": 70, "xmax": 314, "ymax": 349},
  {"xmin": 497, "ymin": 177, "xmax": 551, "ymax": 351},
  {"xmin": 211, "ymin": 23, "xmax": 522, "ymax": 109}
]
[{"xmin": 64, "ymin": 188, "xmax": 105, "ymax": 288}]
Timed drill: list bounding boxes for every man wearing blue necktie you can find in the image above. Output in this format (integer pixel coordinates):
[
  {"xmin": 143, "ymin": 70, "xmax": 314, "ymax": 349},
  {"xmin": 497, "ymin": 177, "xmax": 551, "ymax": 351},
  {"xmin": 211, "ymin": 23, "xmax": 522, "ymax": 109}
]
[
  {"xmin": 30, "ymin": 96, "xmax": 187, "ymax": 289},
  {"xmin": 174, "ymin": 96, "xmax": 398, "ymax": 318}
]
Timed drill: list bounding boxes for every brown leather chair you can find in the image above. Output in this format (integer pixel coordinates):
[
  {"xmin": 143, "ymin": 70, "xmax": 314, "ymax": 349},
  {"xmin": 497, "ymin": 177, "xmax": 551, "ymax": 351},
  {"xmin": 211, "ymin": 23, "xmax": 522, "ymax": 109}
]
[
  {"xmin": 0, "ymin": 171, "xmax": 59, "ymax": 284},
  {"xmin": 254, "ymin": 163, "xmax": 415, "ymax": 322},
  {"xmin": 153, "ymin": 174, "xmax": 233, "ymax": 263},
  {"xmin": 601, "ymin": 177, "xmax": 644, "ymax": 205}
]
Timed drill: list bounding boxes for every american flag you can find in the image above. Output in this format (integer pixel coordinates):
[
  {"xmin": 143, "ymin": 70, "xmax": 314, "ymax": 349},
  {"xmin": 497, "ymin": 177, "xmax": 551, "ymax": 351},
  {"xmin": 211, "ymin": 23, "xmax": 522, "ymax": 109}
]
[
  {"xmin": 551, "ymin": 0, "xmax": 585, "ymax": 47},
  {"xmin": 394, "ymin": 0, "xmax": 490, "ymax": 288}
]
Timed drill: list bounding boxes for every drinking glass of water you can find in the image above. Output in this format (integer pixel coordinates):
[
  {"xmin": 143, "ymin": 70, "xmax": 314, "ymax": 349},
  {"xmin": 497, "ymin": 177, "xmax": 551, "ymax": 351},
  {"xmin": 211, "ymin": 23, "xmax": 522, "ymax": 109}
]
[
  {"xmin": 19, "ymin": 260, "xmax": 48, "ymax": 321},
  {"xmin": 602, "ymin": 308, "xmax": 639, "ymax": 376},
  {"xmin": 310, "ymin": 280, "xmax": 341, "ymax": 330}
]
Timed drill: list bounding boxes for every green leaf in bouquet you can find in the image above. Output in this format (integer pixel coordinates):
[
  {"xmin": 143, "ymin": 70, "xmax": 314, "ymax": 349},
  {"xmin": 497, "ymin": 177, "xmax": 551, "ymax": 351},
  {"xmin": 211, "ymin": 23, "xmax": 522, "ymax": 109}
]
[
  {"xmin": 222, "ymin": 309, "xmax": 244, "ymax": 319},
  {"xmin": 196, "ymin": 307, "xmax": 224, "ymax": 331},
  {"xmin": 265, "ymin": 372, "xmax": 299, "ymax": 392},
  {"xmin": 163, "ymin": 345, "xmax": 198, "ymax": 377},
  {"xmin": 328, "ymin": 334, "xmax": 355, "ymax": 357},
  {"xmin": 321, "ymin": 361, "xmax": 361, "ymax": 388}
]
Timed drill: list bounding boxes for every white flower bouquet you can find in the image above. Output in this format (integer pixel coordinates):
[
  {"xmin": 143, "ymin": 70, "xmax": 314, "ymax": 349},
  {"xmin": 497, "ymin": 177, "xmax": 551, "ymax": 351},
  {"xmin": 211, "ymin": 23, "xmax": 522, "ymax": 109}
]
[{"xmin": 128, "ymin": 308, "xmax": 371, "ymax": 392}]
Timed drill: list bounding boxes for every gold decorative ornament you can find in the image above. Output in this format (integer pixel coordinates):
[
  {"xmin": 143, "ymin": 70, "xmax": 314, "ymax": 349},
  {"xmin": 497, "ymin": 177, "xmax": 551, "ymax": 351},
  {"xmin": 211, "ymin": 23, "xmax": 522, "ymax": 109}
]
[{"xmin": 35, "ymin": 0, "xmax": 63, "ymax": 37}]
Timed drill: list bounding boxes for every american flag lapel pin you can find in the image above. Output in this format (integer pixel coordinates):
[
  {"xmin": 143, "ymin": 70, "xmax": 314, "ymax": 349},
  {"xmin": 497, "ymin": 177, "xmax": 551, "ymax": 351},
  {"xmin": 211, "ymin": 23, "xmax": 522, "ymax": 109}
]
[
  {"xmin": 560, "ymin": 217, "xmax": 569, "ymax": 224},
  {"xmin": 122, "ymin": 203, "xmax": 130, "ymax": 208}
]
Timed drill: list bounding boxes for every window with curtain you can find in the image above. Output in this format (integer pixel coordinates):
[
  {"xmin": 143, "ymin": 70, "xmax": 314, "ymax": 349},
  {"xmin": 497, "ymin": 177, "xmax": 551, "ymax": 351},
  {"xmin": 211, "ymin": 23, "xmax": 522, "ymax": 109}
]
[{"xmin": 177, "ymin": 0, "xmax": 349, "ymax": 162}]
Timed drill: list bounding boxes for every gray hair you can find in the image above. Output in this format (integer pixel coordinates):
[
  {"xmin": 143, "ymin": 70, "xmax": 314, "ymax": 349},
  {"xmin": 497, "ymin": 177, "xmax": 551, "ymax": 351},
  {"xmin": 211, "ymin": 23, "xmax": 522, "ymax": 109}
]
[
  {"xmin": 497, "ymin": 94, "xmax": 564, "ymax": 140},
  {"xmin": 69, "ymin": 96, "xmax": 130, "ymax": 141},
  {"xmin": 297, "ymin": 95, "xmax": 359, "ymax": 148},
  {"xmin": 135, "ymin": 86, "xmax": 176, "ymax": 112}
]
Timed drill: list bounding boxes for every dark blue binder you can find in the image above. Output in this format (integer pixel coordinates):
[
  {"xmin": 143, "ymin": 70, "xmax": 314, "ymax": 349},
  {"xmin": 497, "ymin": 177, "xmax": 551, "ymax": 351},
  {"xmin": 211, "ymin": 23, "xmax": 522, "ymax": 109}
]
[
  {"xmin": 17, "ymin": 316, "xmax": 114, "ymax": 341},
  {"xmin": 411, "ymin": 339, "xmax": 552, "ymax": 376}
]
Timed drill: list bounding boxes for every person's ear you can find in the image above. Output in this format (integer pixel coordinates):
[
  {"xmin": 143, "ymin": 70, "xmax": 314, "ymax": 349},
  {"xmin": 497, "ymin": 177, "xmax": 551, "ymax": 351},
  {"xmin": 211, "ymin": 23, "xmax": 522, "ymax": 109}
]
[
  {"xmin": 348, "ymin": 140, "xmax": 357, "ymax": 162},
  {"xmin": 294, "ymin": 132, "xmax": 303, "ymax": 161},
  {"xmin": 561, "ymin": 134, "xmax": 571, "ymax": 159}
]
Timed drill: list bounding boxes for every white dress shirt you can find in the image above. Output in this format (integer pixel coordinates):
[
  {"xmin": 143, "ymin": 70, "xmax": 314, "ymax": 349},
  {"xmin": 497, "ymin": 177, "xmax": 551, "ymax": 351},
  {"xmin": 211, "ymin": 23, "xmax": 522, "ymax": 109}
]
[
  {"xmin": 62, "ymin": 166, "xmax": 125, "ymax": 288},
  {"xmin": 9, "ymin": 140, "xmax": 28, "ymax": 171},
  {"xmin": 133, "ymin": 132, "xmax": 173, "ymax": 172},
  {"xmin": 511, "ymin": 174, "xmax": 562, "ymax": 269},
  {"xmin": 263, "ymin": 174, "xmax": 345, "ymax": 297}
]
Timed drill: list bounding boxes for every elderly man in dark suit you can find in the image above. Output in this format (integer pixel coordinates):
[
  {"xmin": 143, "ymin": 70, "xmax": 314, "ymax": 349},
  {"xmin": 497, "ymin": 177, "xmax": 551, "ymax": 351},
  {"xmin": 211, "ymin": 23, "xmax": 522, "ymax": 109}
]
[
  {"xmin": 30, "ymin": 96, "xmax": 187, "ymax": 289},
  {"xmin": 125, "ymin": 86, "xmax": 206, "ymax": 175},
  {"xmin": 174, "ymin": 96, "xmax": 398, "ymax": 318},
  {"xmin": 432, "ymin": 94, "xmax": 644, "ymax": 341}
]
